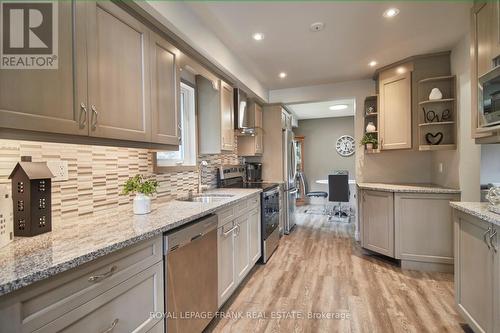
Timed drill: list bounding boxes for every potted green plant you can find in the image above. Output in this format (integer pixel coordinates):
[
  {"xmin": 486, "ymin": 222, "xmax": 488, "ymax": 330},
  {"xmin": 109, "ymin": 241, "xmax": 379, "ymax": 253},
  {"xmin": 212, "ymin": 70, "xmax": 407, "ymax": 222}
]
[
  {"xmin": 360, "ymin": 133, "xmax": 378, "ymax": 150},
  {"xmin": 122, "ymin": 175, "xmax": 158, "ymax": 214}
]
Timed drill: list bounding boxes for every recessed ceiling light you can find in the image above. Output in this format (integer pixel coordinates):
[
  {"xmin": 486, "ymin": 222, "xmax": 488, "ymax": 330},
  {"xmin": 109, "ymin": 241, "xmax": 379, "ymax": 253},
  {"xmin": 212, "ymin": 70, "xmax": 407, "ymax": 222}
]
[
  {"xmin": 252, "ymin": 32, "xmax": 265, "ymax": 41},
  {"xmin": 310, "ymin": 22, "xmax": 325, "ymax": 32},
  {"xmin": 383, "ymin": 8, "xmax": 400, "ymax": 18},
  {"xmin": 369, "ymin": 60, "xmax": 378, "ymax": 67},
  {"xmin": 279, "ymin": 72, "xmax": 287, "ymax": 79},
  {"xmin": 329, "ymin": 104, "xmax": 348, "ymax": 111}
]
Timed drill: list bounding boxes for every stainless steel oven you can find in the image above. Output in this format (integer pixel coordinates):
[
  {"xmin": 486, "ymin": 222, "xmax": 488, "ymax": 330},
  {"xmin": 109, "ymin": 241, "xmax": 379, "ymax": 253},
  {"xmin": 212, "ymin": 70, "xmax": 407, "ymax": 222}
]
[{"xmin": 479, "ymin": 66, "xmax": 500, "ymax": 128}]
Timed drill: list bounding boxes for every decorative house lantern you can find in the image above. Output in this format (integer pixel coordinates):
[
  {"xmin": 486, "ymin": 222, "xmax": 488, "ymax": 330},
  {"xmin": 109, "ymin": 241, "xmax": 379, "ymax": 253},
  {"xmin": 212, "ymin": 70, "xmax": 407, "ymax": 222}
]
[{"xmin": 8, "ymin": 157, "xmax": 54, "ymax": 237}]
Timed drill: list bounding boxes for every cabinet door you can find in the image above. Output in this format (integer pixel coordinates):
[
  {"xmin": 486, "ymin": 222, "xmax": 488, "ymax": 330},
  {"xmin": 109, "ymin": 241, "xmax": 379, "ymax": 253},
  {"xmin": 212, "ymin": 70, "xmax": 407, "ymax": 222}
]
[
  {"xmin": 220, "ymin": 80, "xmax": 234, "ymax": 151},
  {"xmin": 361, "ymin": 190, "xmax": 394, "ymax": 257},
  {"xmin": 455, "ymin": 213, "xmax": 494, "ymax": 333},
  {"xmin": 217, "ymin": 222, "xmax": 236, "ymax": 307},
  {"xmin": 235, "ymin": 215, "xmax": 250, "ymax": 284},
  {"xmin": 0, "ymin": 1, "xmax": 88, "ymax": 136},
  {"xmin": 254, "ymin": 103, "xmax": 263, "ymax": 128},
  {"xmin": 493, "ymin": 224, "xmax": 499, "ymax": 333},
  {"xmin": 395, "ymin": 193, "xmax": 458, "ymax": 264},
  {"xmin": 255, "ymin": 129, "xmax": 264, "ymax": 154},
  {"xmin": 379, "ymin": 72, "xmax": 412, "ymax": 150},
  {"xmin": 248, "ymin": 208, "xmax": 262, "ymax": 265},
  {"xmin": 474, "ymin": 2, "xmax": 499, "ymax": 78},
  {"xmin": 87, "ymin": 1, "xmax": 151, "ymax": 142},
  {"xmin": 150, "ymin": 32, "xmax": 180, "ymax": 145}
]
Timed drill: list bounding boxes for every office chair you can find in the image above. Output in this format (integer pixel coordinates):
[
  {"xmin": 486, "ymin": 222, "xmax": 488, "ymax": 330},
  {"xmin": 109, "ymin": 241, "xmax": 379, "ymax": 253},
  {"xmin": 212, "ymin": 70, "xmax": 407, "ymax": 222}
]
[{"xmin": 328, "ymin": 171, "xmax": 351, "ymax": 221}]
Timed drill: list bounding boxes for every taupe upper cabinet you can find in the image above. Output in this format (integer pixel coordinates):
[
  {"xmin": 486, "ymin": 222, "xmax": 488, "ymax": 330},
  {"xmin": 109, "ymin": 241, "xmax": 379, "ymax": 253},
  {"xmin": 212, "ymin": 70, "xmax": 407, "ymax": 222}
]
[
  {"xmin": 0, "ymin": 1, "xmax": 88, "ymax": 136},
  {"xmin": 150, "ymin": 32, "xmax": 180, "ymax": 145},
  {"xmin": 198, "ymin": 77, "xmax": 234, "ymax": 154},
  {"xmin": 86, "ymin": 1, "xmax": 151, "ymax": 142},
  {"xmin": 220, "ymin": 81, "xmax": 235, "ymax": 151},
  {"xmin": 471, "ymin": 1, "xmax": 500, "ymax": 141},
  {"xmin": 379, "ymin": 71, "xmax": 412, "ymax": 150}
]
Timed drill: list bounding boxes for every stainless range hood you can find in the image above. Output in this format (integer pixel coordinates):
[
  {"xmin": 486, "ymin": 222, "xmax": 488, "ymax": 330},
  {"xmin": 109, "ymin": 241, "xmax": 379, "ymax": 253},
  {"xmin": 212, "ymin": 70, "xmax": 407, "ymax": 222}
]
[{"xmin": 233, "ymin": 89, "xmax": 256, "ymax": 135}]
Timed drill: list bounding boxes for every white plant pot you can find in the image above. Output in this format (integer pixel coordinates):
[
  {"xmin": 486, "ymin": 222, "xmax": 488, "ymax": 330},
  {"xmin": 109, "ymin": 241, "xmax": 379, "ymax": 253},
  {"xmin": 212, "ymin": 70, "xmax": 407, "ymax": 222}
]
[
  {"xmin": 365, "ymin": 143, "xmax": 374, "ymax": 150},
  {"xmin": 133, "ymin": 193, "xmax": 151, "ymax": 215}
]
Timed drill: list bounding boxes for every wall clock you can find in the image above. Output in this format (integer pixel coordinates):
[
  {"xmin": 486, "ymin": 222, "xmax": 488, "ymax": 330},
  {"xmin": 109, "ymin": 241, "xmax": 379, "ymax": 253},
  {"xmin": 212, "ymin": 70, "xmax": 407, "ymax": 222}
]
[{"xmin": 336, "ymin": 135, "xmax": 355, "ymax": 157}]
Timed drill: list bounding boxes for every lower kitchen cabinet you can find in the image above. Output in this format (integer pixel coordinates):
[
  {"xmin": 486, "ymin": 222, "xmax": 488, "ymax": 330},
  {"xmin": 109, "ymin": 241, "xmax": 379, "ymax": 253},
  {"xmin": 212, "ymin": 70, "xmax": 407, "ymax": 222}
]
[
  {"xmin": 361, "ymin": 190, "xmax": 394, "ymax": 257},
  {"xmin": 248, "ymin": 208, "xmax": 262, "ymax": 264},
  {"xmin": 454, "ymin": 211, "xmax": 499, "ymax": 333},
  {"xmin": 217, "ymin": 221, "xmax": 237, "ymax": 307},
  {"xmin": 0, "ymin": 236, "xmax": 163, "ymax": 333},
  {"xmin": 235, "ymin": 215, "xmax": 250, "ymax": 282},
  {"xmin": 395, "ymin": 193, "xmax": 459, "ymax": 268},
  {"xmin": 359, "ymin": 187, "xmax": 460, "ymax": 271},
  {"xmin": 216, "ymin": 196, "xmax": 261, "ymax": 308}
]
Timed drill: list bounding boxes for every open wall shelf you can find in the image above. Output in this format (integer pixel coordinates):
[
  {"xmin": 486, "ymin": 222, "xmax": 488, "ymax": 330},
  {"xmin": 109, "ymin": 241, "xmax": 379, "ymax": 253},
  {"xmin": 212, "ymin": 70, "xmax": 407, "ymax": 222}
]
[
  {"xmin": 363, "ymin": 95, "xmax": 380, "ymax": 153},
  {"xmin": 417, "ymin": 76, "xmax": 457, "ymax": 151}
]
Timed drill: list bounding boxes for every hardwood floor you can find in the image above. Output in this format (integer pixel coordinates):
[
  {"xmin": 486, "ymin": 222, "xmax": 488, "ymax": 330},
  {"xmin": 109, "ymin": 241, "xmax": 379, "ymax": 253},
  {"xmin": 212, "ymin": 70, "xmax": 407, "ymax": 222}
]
[{"xmin": 208, "ymin": 207, "xmax": 467, "ymax": 333}]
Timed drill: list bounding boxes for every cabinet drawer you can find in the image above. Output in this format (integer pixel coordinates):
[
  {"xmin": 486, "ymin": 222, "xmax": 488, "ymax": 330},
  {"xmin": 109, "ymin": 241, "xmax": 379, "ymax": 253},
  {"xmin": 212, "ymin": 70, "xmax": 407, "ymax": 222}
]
[
  {"xmin": 217, "ymin": 206, "xmax": 235, "ymax": 227},
  {"xmin": 248, "ymin": 195, "xmax": 260, "ymax": 210},
  {"xmin": 0, "ymin": 237, "xmax": 162, "ymax": 333},
  {"xmin": 235, "ymin": 199, "xmax": 249, "ymax": 215},
  {"xmin": 34, "ymin": 262, "xmax": 164, "ymax": 333}
]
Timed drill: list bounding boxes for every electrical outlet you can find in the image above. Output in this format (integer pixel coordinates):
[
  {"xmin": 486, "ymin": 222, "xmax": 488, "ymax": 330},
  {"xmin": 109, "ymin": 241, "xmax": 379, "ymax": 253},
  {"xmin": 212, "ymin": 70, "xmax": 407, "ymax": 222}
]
[
  {"xmin": 438, "ymin": 163, "xmax": 444, "ymax": 174},
  {"xmin": 47, "ymin": 160, "xmax": 69, "ymax": 181}
]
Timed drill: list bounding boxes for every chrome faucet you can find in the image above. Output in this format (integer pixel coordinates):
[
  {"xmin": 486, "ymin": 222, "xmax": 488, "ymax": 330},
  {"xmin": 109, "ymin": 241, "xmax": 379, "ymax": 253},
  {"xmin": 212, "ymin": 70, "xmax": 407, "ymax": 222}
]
[{"xmin": 198, "ymin": 160, "xmax": 208, "ymax": 194}]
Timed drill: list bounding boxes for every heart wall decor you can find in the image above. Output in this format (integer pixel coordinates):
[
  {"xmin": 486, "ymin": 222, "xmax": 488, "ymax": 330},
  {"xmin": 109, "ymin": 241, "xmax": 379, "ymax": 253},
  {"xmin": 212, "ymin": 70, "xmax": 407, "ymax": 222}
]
[{"xmin": 425, "ymin": 132, "xmax": 444, "ymax": 145}]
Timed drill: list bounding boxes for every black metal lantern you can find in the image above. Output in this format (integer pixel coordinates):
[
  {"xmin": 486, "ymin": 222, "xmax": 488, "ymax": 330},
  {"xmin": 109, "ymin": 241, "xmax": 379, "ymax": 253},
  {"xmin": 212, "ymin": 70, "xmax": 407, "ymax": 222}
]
[{"xmin": 8, "ymin": 157, "xmax": 53, "ymax": 237}]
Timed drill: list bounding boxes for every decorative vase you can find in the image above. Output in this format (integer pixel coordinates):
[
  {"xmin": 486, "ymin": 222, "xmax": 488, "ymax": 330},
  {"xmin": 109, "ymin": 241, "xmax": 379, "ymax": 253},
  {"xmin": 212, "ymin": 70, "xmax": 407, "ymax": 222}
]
[
  {"xmin": 366, "ymin": 122, "xmax": 376, "ymax": 133},
  {"xmin": 366, "ymin": 143, "xmax": 373, "ymax": 150},
  {"xmin": 429, "ymin": 88, "xmax": 443, "ymax": 100},
  {"xmin": 133, "ymin": 193, "xmax": 151, "ymax": 215}
]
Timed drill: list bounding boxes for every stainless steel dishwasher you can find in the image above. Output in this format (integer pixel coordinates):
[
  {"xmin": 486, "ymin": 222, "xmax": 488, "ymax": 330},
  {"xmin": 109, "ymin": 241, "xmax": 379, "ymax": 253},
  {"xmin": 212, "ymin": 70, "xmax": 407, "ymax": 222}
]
[{"xmin": 164, "ymin": 214, "xmax": 218, "ymax": 333}]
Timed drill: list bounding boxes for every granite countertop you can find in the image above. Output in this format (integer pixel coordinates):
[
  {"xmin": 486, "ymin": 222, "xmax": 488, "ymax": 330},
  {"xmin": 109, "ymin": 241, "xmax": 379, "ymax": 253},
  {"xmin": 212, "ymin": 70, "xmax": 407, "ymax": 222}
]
[
  {"xmin": 0, "ymin": 188, "xmax": 261, "ymax": 297},
  {"xmin": 356, "ymin": 182, "xmax": 461, "ymax": 194},
  {"xmin": 450, "ymin": 202, "xmax": 500, "ymax": 227}
]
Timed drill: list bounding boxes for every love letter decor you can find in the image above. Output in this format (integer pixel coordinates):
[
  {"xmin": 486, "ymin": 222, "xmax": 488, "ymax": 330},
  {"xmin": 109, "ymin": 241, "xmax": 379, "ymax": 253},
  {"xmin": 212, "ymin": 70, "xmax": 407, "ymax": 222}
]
[
  {"xmin": 425, "ymin": 132, "xmax": 444, "ymax": 145},
  {"xmin": 422, "ymin": 108, "xmax": 452, "ymax": 123}
]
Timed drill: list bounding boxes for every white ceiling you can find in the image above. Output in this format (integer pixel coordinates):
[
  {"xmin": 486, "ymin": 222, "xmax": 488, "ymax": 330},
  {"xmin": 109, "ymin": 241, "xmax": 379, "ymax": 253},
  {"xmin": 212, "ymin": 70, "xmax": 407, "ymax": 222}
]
[
  {"xmin": 287, "ymin": 99, "xmax": 355, "ymax": 120},
  {"xmin": 187, "ymin": 2, "xmax": 471, "ymax": 90}
]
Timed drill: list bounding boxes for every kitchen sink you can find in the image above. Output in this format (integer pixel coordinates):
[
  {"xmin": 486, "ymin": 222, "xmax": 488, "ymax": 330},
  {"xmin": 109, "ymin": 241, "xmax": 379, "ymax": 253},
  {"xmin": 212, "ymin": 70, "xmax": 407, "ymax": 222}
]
[{"xmin": 178, "ymin": 194, "xmax": 234, "ymax": 203}]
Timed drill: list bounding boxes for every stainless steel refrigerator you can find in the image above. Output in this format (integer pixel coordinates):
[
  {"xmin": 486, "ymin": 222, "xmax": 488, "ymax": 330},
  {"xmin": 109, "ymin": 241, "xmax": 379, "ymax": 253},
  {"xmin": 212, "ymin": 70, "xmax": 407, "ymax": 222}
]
[{"xmin": 282, "ymin": 129, "xmax": 297, "ymax": 234}]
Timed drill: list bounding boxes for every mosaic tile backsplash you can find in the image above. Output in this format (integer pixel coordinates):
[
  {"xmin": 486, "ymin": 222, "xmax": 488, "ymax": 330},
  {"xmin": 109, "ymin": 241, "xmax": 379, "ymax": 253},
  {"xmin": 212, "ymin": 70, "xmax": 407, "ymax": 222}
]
[{"xmin": 0, "ymin": 139, "xmax": 243, "ymax": 219}]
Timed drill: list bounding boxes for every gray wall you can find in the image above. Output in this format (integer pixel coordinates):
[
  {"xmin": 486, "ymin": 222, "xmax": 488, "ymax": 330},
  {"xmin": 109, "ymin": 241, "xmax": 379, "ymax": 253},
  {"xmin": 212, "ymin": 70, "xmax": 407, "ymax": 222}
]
[
  {"xmin": 481, "ymin": 144, "xmax": 500, "ymax": 185},
  {"xmin": 294, "ymin": 116, "xmax": 355, "ymax": 192}
]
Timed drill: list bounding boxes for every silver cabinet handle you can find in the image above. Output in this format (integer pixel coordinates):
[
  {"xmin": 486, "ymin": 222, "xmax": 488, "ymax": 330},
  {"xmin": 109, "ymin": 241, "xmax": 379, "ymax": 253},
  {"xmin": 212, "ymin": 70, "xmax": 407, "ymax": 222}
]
[
  {"xmin": 490, "ymin": 229, "xmax": 497, "ymax": 253},
  {"xmin": 88, "ymin": 265, "xmax": 117, "ymax": 282},
  {"xmin": 235, "ymin": 224, "xmax": 241, "ymax": 236},
  {"xmin": 483, "ymin": 227, "xmax": 492, "ymax": 250},
  {"xmin": 91, "ymin": 105, "xmax": 98, "ymax": 130},
  {"xmin": 178, "ymin": 123, "xmax": 182, "ymax": 144},
  {"xmin": 100, "ymin": 318, "xmax": 119, "ymax": 333},
  {"xmin": 79, "ymin": 103, "xmax": 88, "ymax": 129},
  {"xmin": 223, "ymin": 225, "xmax": 237, "ymax": 237}
]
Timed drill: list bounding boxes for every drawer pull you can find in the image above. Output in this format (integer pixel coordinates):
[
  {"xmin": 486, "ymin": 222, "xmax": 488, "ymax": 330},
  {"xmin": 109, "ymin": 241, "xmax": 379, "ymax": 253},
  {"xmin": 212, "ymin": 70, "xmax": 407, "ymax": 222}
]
[
  {"xmin": 100, "ymin": 318, "xmax": 119, "ymax": 333},
  {"xmin": 223, "ymin": 225, "xmax": 237, "ymax": 237},
  {"xmin": 483, "ymin": 227, "xmax": 492, "ymax": 250},
  {"xmin": 490, "ymin": 229, "xmax": 497, "ymax": 253},
  {"xmin": 88, "ymin": 265, "xmax": 117, "ymax": 282}
]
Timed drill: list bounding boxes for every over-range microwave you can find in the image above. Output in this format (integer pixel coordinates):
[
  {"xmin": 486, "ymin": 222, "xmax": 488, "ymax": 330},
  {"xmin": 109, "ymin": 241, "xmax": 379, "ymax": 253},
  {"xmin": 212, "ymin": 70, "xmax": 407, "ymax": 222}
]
[{"xmin": 479, "ymin": 66, "xmax": 500, "ymax": 128}]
